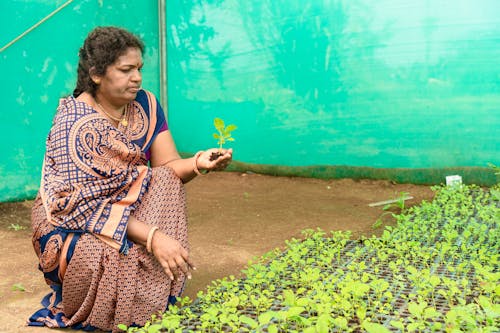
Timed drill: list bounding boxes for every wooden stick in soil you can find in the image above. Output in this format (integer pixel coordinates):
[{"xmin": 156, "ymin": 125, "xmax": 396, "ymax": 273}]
[{"xmin": 368, "ymin": 196, "xmax": 414, "ymax": 207}]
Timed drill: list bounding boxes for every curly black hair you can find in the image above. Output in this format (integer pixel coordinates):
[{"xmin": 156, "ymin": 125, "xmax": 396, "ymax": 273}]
[{"xmin": 73, "ymin": 26, "xmax": 145, "ymax": 97}]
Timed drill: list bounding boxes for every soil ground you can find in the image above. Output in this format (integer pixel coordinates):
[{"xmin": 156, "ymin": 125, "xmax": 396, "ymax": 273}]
[{"xmin": 0, "ymin": 172, "xmax": 435, "ymax": 333}]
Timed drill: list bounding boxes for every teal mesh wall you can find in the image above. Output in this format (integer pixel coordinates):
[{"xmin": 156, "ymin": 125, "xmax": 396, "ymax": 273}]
[
  {"xmin": 0, "ymin": 0, "xmax": 160, "ymax": 202},
  {"xmin": 166, "ymin": 1, "xmax": 499, "ymax": 168},
  {"xmin": 2, "ymin": 0, "xmax": 500, "ymax": 202}
]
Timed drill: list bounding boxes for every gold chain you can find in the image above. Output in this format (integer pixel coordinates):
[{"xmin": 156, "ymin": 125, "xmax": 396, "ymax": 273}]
[{"xmin": 96, "ymin": 102, "xmax": 128, "ymax": 126}]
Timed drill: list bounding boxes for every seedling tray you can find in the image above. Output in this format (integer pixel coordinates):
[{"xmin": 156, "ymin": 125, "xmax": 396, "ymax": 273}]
[{"xmin": 125, "ymin": 185, "xmax": 499, "ymax": 332}]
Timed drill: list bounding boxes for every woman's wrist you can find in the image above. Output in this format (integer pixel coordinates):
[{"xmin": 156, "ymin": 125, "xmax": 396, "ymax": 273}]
[
  {"xmin": 193, "ymin": 151, "xmax": 208, "ymax": 176},
  {"xmin": 146, "ymin": 226, "xmax": 159, "ymax": 253}
]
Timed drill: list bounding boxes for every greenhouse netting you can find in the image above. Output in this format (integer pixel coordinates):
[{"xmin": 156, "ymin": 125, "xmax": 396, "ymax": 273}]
[{"xmin": 1, "ymin": 0, "xmax": 499, "ymax": 202}]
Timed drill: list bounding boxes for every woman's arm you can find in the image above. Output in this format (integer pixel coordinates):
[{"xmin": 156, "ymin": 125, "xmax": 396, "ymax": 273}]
[
  {"xmin": 127, "ymin": 214, "xmax": 195, "ymax": 280},
  {"xmin": 142, "ymin": 129, "xmax": 233, "ymax": 278},
  {"xmin": 149, "ymin": 130, "xmax": 233, "ymax": 183},
  {"xmin": 148, "ymin": 130, "xmax": 195, "ymax": 182}
]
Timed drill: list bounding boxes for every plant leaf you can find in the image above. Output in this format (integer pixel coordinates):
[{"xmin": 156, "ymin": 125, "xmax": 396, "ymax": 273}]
[
  {"xmin": 239, "ymin": 315, "xmax": 258, "ymax": 329},
  {"xmin": 258, "ymin": 311, "xmax": 274, "ymax": 325},
  {"xmin": 226, "ymin": 124, "xmax": 238, "ymax": 132},
  {"xmin": 214, "ymin": 118, "xmax": 225, "ymax": 131},
  {"xmin": 333, "ymin": 317, "xmax": 348, "ymax": 329},
  {"xmin": 117, "ymin": 323, "xmax": 128, "ymax": 331},
  {"xmin": 12, "ymin": 283, "xmax": 25, "ymax": 291},
  {"xmin": 316, "ymin": 314, "xmax": 331, "ymax": 333},
  {"xmin": 390, "ymin": 320, "xmax": 404, "ymax": 330},
  {"xmin": 362, "ymin": 321, "xmax": 392, "ymax": 333},
  {"xmin": 287, "ymin": 306, "xmax": 305, "ymax": 318},
  {"xmin": 267, "ymin": 324, "xmax": 278, "ymax": 333},
  {"xmin": 283, "ymin": 289, "xmax": 295, "ymax": 306},
  {"xmin": 424, "ymin": 306, "xmax": 440, "ymax": 319}
]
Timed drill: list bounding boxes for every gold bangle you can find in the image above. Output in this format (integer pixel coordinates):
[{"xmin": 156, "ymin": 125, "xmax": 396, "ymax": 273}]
[
  {"xmin": 193, "ymin": 151, "xmax": 204, "ymax": 176},
  {"xmin": 146, "ymin": 226, "xmax": 159, "ymax": 253}
]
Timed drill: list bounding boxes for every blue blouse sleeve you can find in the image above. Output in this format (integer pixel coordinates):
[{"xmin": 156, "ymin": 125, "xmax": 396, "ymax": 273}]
[{"xmin": 155, "ymin": 96, "xmax": 168, "ymax": 133}]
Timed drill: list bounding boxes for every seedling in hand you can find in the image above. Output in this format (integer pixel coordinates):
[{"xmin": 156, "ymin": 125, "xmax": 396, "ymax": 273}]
[{"xmin": 211, "ymin": 117, "xmax": 237, "ymax": 161}]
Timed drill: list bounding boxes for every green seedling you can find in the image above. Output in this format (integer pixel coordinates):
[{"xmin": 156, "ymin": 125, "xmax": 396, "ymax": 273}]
[
  {"xmin": 12, "ymin": 283, "xmax": 26, "ymax": 291},
  {"xmin": 8, "ymin": 223, "xmax": 26, "ymax": 231},
  {"xmin": 372, "ymin": 192, "xmax": 410, "ymax": 229},
  {"xmin": 213, "ymin": 117, "xmax": 237, "ymax": 153},
  {"xmin": 122, "ymin": 184, "xmax": 498, "ymax": 333}
]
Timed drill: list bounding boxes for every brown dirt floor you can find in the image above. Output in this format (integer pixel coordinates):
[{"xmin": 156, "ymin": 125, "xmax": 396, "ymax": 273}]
[{"xmin": 0, "ymin": 172, "xmax": 435, "ymax": 333}]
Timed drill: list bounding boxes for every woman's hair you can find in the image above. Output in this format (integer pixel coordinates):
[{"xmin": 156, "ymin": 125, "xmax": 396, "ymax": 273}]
[{"xmin": 73, "ymin": 26, "xmax": 145, "ymax": 97}]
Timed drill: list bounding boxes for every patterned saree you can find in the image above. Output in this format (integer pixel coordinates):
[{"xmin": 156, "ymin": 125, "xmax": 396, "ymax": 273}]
[{"xmin": 28, "ymin": 90, "xmax": 188, "ymax": 332}]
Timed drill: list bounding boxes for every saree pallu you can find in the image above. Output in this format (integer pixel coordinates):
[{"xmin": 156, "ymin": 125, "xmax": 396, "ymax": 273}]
[{"xmin": 29, "ymin": 166, "xmax": 188, "ymax": 332}]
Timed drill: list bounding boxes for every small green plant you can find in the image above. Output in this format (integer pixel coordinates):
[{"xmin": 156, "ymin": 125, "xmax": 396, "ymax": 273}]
[
  {"xmin": 372, "ymin": 192, "xmax": 410, "ymax": 229},
  {"xmin": 213, "ymin": 117, "xmax": 237, "ymax": 152},
  {"xmin": 123, "ymin": 184, "xmax": 498, "ymax": 332},
  {"xmin": 487, "ymin": 163, "xmax": 500, "ymax": 201},
  {"xmin": 8, "ymin": 223, "xmax": 26, "ymax": 231},
  {"xmin": 385, "ymin": 191, "xmax": 410, "ymax": 211},
  {"xmin": 12, "ymin": 283, "xmax": 26, "ymax": 291}
]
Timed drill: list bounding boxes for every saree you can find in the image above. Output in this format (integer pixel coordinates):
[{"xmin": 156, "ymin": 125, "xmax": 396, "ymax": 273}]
[{"xmin": 28, "ymin": 90, "xmax": 188, "ymax": 332}]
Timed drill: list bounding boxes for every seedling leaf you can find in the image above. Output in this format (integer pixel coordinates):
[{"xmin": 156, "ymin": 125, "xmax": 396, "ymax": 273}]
[
  {"xmin": 213, "ymin": 117, "xmax": 237, "ymax": 151},
  {"xmin": 362, "ymin": 321, "xmax": 392, "ymax": 333},
  {"xmin": 12, "ymin": 283, "xmax": 25, "ymax": 291},
  {"xmin": 214, "ymin": 117, "xmax": 225, "ymax": 131},
  {"xmin": 239, "ymin": 315, "xmax": 258, "ymax": 329}
]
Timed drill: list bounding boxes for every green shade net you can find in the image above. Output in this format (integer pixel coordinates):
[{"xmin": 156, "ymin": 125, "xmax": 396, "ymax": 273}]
[
  {"xmin": 0, "ymin": 0, "xmax": 159, "ymax": 202},
  {"xmin": 166, "ymin": 0, "xmax": 499, "ymax": 169}
]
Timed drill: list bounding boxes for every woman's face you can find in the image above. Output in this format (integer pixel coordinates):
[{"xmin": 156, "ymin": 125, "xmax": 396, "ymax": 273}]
[{"xmin": 95, "ymin": 47, "xmax": 143, "ymax": 106}]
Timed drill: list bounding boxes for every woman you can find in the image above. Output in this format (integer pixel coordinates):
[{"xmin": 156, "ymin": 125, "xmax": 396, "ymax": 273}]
[{"xmin": 28, "ymin": 26, "xmax": 232, "ymax": 332}]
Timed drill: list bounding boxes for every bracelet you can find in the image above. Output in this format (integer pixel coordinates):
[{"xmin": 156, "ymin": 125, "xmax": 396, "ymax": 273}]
[
  {"xmin": 146, "ymin": 226, "xmax": 159, "ymax": 253},
  {"xmin": 193, "ymin": 151, "xmax": 205, "ymax": 176}
]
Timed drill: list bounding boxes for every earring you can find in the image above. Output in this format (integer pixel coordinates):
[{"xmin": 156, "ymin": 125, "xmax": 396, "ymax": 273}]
[{"xmin": 94, "ymin": 79, "xmax": 100, "ymax": 84}]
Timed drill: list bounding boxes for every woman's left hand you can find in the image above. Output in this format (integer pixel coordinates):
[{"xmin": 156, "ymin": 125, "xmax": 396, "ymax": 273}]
[{"xmin": 196, "ymin": 148, "xmax": 233, "ymax": 172}]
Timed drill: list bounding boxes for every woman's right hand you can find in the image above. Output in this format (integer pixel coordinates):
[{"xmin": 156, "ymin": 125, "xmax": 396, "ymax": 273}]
[{"xmin": 150, "ymin": 230, "xmax": 196, "ymax": 281}]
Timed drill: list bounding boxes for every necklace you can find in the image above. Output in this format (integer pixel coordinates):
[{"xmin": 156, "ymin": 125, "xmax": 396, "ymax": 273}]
[{"xmin": 96, "ymin": 102, "xmax": 128, "ymax": 126}]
